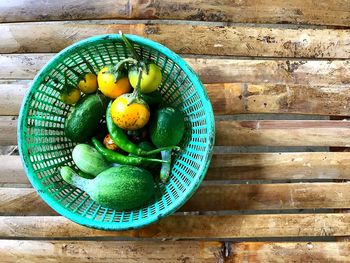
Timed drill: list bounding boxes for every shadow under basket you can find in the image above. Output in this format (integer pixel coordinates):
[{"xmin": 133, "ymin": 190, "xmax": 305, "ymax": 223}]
[{"xmin": 18, "ymin": 34, "xmax": 215, "ymax": 230}]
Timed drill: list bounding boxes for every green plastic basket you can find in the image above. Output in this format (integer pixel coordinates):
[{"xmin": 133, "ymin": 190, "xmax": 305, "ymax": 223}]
[{"xmin": 18, "ymin": 34, "xmax": 215, "ymax": 230}]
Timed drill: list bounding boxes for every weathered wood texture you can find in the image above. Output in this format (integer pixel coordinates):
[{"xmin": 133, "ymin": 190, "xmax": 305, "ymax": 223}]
[
  {"xmin": 2, "ymin": 54, "xmax": 349, "ymax": 86},
  {"xmin": 0, "ymin": 214, "xmax": 349, "ymax": 238},
  {"xmin": 208, "ymin": 152, "xmax": 350, "ymax": 180},
  {"xmin": 3, "ymin": 81, "xmax": 350, "ymax": 116},
  {"xmin": 1, "ymin": 240, "xmax": 349, "ymax": 263},
  {"xmin": 2, "ymin": 183, "xmax": 350, "ymax": 215},
  {"xmin": 2, "ymin": 152, "xmax": 350, "ymax": 184},
  {"xmin": 227, "ymin": 242, "xmax": 350, "ymax": 262},
  {"xmin": 0, "ymin": 188, "xmax": 56, "ymax": 216},
  {"xmin": 0, "ymin": 240, "xmax": 223, "ymax": 263},
  {"xmin": 4, "ymin": 119, "xmax": 350, "ymax": 146},
  {"xmin": 0, "ymin": 81, "xmax": 27, "ymax": 115},
  {"xmin": 0, "ymin": 0, "xmax": 349, "ymax": 26},
  {"xmin": 216, "ymin": 120, "xmax": 350, "ymax": 147},
  {"xmin": 183, "ymin": 183, "xmax": 350, "ymax": 211},
  {"xmin": 0, "ymin": 117, "xmax": 17, "ymax": 145},
  {"xmin": 0, "ymin": 156, "xmax": 28, "ymax": 184},
  {"xmin": 1, "ymin": 22, "xmax": 350, "ymax": 58},
  {"xmin": 208, "ymin": 83, "xmax": 350, "ymax": 116}
]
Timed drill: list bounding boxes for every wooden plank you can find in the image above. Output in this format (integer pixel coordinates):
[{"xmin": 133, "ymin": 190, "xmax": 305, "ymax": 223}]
[
  {"xmin": 6, "ymin": 119, "xmax": 350, "ymax": 147},
  {"xmin": 0, "ymin": 240, "xmax": 223, "ymax": 263},
  {"xmin": 3, "ymin": 81, "xmax": 350, "ymax": 116},
  {"xmin": 0, "ymin": 156, "xmax": 28, "ymax": 184},
  {"xmin": 207, "ymin": 83, "xmax": 350, "ymax": 116},
  {"xmin": 0, "ymin": 54, "xmax": 51, "ymax": 80},
  {"xmin": 184, "ymin": 183, "xmax": 350, "ymax": 211},
  {"xmin": 0, "ymin": 54, "xmax": 348, "ymax": 85},
  {"xmin": 0, "ymin": 117, "xmax": 17, "ymax": 146},
  {"xmin": 1, "ymin": 240, "xmax": 349, "ymax": 263},
  {"xmin": 2, "ymin": 183, "xmax": 350, "ymax": 215},
  {"xmin": 1, "ymin": 54, "xmax": 349, "ymax": 86},
  {"xmin": 228, "ymin": 242, "xmax": 350, "ymax": 262},
  {"xmin": 0, "ymin": 80, "xmax": 27, "ymax": 115},
  {"xmin": 188, "ymin": 58, "xmax": 350, "ymax": 85},
  {"xmin": 1, "ymin": 214, "xmax": 350, "ymax": 238},
  {"xmin": 207, "ymin": 152, "xmax": 350, "ymax": 180},
  {"xmin": 0, "ymin": 0, "xmax": 349, "ymax": 26},
  {"xmin": 216, "ymin": 120, "xmax": 350, "ymax": 147},
  {"xmin": 0, "ymin": 188, "xmax": 56, "ymax": 216},
  {"xmin": 2, "ymin": 152, "xmax": 350, "ymax": 185},
  {"xmin": 1, "ymin": 22, "xmax": 350, "ymax": 58}
]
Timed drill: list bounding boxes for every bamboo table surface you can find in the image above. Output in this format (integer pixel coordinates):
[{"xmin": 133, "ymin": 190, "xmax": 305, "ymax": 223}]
[{"xmin": 0, "ymin": 1, "xmax": 350, "ymax": 262}]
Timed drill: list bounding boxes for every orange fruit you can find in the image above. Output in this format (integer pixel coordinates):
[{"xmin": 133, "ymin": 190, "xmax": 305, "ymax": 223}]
[
  {"xmin": 97, "ymin": 66, "xmax": 131, "ymax": 99},
  {"xmin": 110, "ymin": 94, "xmax": 150, "ymax": 130}
]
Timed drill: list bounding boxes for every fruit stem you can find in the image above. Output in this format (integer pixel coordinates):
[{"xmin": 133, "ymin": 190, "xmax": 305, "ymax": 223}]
[
  {"xmin": 128, "ymin": 67, "xmax": 143, "ymax": 106},
  {"xmin": 68, "ymin": 60, "xmax": 96, "ymax": 75},
  {"xmin": 112, "ymin": 57, "xmax": 138, "ymax": 73},
  {"xmin": 62, "ymin": 71, "xmax": 69, "ymax": 93},
  {"xmin": 160, "ymin": 149, "xmax": 172, "ymax": 183},
  {"xmin": 145, "ymin": 146, "xmax": 181, "ymax": 156},
  {"xmin": 120, "ymin": 31, "xmax": 141, "ymax": 61},
  {"xmin": 81, "ymin": 57, "xmax": 96, "ymax": 74},
  {"xmin": 67, "ymin": 67, "xmax": 81, "ymax": 78}
]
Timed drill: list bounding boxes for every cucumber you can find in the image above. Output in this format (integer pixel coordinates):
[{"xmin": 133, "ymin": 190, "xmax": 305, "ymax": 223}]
[
  {"xmin": 72, "ymin": 144, "xmax": 110, "ymax": 177},
  {"xmin": 60, "ymin": 166, "xmax": 154, "ymax": 210},
  {"xmin": 65, "ymin": 93, "xmax": 108, "ymax": 142},
  {"xmin": 149, "ymin": 107, "xmax": 185, "ymax": 183},
  {"xmin": 149, "ymin": 107, "xmax": 185, "ymax": 148}
]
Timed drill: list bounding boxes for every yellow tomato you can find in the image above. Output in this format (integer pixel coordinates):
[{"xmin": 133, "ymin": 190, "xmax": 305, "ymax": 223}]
[
  {"xmin": 110, "ymin": 94, "xmax": 150, "ymax": 130},
  {"xmin": 60, "ymin": 87, "xmax": 81, "ymax": 105},
  {"xmin": 128, "ymin": 63, "xmax": 162, "ymax": 93},
  {"xmin": 97, "ymin": 66, "xmax": 131, "ymax": 99},
  {"xmin": 78, "ymin": 73, "xmax": 98, "ymax": 94}
]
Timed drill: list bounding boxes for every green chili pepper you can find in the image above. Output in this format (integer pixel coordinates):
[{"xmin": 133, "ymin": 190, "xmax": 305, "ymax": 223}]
[
  {"xmin": 92, "ymin": 137, "xmax": 168, "ymax": 165},
  {"xmin": 106, "ymin": 102, "xmax": 179, "ymax": 156}
]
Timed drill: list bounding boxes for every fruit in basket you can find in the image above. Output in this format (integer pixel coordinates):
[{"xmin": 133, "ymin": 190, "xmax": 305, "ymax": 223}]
[
  {"xmin": 150, "ymin": 107, "xmax": 185, "ymax": 183},
  {"xmin": 59, "ymin": 72, "xmax": 81, "ymax": 105},
  {"xmin": 78, "ymin": 73, "xmax": 98, "ymax": 94},
  {"xmin": 60, "ymin": 165, "xmax": 155, "ymax": 210},
  {"xmin": 110, "ymin": 93, "xmax": 150, "ymax": 130},
  {"xmin": 128, "ymin": 63, "xmax": 162, "ymax": 93},
  {"xmin": 60, "ymin": 88, "xmax": 81, "ymax": 105},
  {"xmin": 103, "ymin": 134, "xmax": 119, "ymax": 151},
  {"xmin": 97, "ymin": 66, "xmax": 131, "ymax": 99},
  {"xmin": 67, "ymin": 66, "xmax": 98, "ymax": 94},
  {"xmin": 92, "ymin": 137, "xmax": 166, "ymax": 166},
  {"xmin": 119, "ymin": 33, "xmax": 162, "ymax": 94},
  {"xmin": 106, "ymin": 102, "xmax": 179, "ymax": 156},
  {"xmin": 65, "ymin": 93, "xmax": 108, "ymax": 142},
  {"xmin": 72, "ymin": 144, "xmax": 110, "ymax": 177}
]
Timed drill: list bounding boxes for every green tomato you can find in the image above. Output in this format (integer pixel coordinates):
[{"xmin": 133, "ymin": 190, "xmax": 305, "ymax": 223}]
[{"xmin": 129, "ymin": 63, "xmax": 162, "ymax": 94}]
